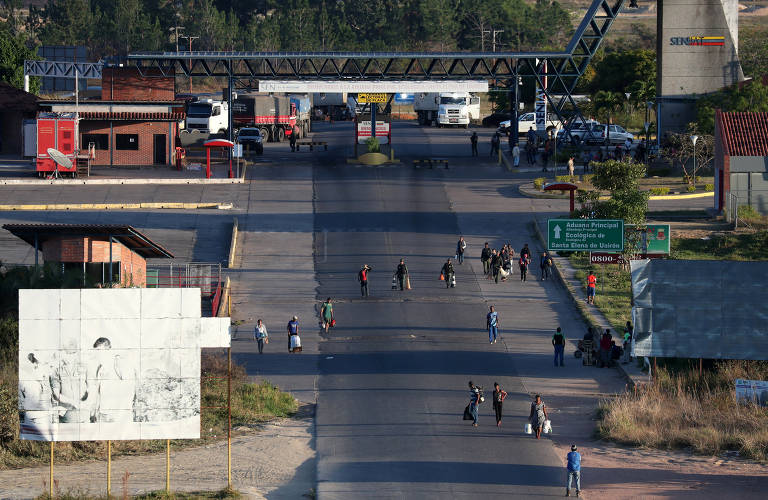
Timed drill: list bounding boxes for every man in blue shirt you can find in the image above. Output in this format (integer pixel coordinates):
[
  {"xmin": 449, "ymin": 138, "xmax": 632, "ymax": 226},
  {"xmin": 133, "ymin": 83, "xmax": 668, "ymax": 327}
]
[
  {"xmin": 566, "ymin": 444, "xmax": 581, "ymax": 497},
  {"xmin": 487, "ymin": 306, "xmax": 499, "ymax": 344}
]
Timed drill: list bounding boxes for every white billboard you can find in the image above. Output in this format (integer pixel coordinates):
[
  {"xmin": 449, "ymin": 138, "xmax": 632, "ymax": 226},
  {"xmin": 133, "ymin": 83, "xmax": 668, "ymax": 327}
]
[{"xmin": 18, "ymin": 288, "xmax": 230, "ymax": 441}]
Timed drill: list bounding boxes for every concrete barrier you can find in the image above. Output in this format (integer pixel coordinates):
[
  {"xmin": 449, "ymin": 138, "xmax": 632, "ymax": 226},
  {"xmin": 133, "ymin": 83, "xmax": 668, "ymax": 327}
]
[
  {"xmin": 228, "ymin": 217, "xmax": 239, "ymax": 269},
  {"xmin": 0, "ymin": 202, "xmax": 229, "ymax": 211}
]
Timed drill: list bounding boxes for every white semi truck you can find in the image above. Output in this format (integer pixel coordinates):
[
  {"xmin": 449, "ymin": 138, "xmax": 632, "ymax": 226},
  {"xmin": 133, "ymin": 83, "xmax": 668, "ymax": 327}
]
[
  {"xmin": 413, "ymin": 92, "xmax": 480, "ymax": 127},
  {"xmin": 184, "ymin": 98, "xmax": 229, "ymax": 135}
]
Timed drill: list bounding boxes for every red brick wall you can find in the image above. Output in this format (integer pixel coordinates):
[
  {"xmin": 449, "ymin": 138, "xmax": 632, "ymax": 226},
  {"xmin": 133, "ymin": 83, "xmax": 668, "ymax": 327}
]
[
  {"xmin": 102, "ymin": 68, "xmax": 175, "ymax": 101},
  {"xmin": 80, "ymin": 120, "xmax": 176, "ymax": 166},
  {"xmin": 42, "ymin": 237, "xmax": 148, "ymax": 287}
]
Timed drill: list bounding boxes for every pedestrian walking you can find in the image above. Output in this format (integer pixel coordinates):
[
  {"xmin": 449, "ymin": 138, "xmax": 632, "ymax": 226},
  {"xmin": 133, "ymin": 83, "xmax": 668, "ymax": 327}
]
[
  {"xmin": 529, "ymin": 394, "xmax": 549, "ymax": 439},
  {"xmin": 395, "ymin": 259, "xmax": 409, "ymax": 291},
  {"xmin": 599, "ymin": 329, "xmax": 612, "ymax": 368},
  {"xmin": 512, "ymin": 143, "xmax": 520, "ymax": 168},
  {"xmin": 470, "ymin": 131, "xmax": 478, "ymax": 156},
  {"xmin": 519, "ymin": 254, "xmax": 529, "ymax": 282},
  {"xmin": 566, "ymin": 445, "xmax": 582, "ymax": 497},
  {"xmin": 321, "ymin": 297, "xmax": 334, "ymax": 334},
  {"xmin": 622, "ymin": 320, "xmax": 633, "ymax": 364},
  {"xmin": 492, "ymin": 382, "xmax": 507, "ymax": 427},
  {"xmin": 520, "ymin": 243, "xmax": 531, "ymax": 261},
  {"xmin": 553, "ymin": 327, "xmax": 566, "ymax": 367},
  {"xmin": 254, "ymin": 318, "xmax": 268, "ymax": 354},
  {"xmin": 456, "ymin": 236, "xmax": 467, "ymax": 264},
  {"xmin": 289, "ymin": 125, "xmax": 298, "ymax": 152},
  {"xmin": 481, "ymin": 242, "xmax": 492, "ymax": 278},
  {"xmin": 487, "ymin": 305, "xmax": 499, "ymax": 344},
  {"xmin": 287, "ymin": 315, "xmax": 300, "ymax": 353},
  {"xmin": 468, "ymin": 381, "xmax": 481, "ymax": 427},
  {"xmin": 490, "ymin": 133, "xmax": 500, "ymax": 157},
  {"xmin": 358, "ymin": 264, "xmax": 371, "ymax": 297},
  {"xmin": 541, "ymin": 252, "xmax": 553, "ymax": 280},
  {"xmin": 581, "ymin": 150, "xmax": 590, "ymax": 173},
  {"xmin": 568, "ymin": 156, "xmax": 575, "ymax": 177},
  {"xmin": 586, "ymin": 271, "xmax": 596, "ymax": 304},
  {"xmin": 441, "ymin": 258, "xmax": 455, "ymax": 288},
  {"xmin": 492, "ymin": 249, "xmax": 503, "ymax": 284}
]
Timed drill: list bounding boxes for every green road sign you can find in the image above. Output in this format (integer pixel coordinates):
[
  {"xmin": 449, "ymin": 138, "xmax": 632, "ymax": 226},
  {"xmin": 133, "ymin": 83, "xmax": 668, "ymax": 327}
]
[
  {"xmin": 641, "ymin": 224, "xmax": 670, "ymax": 255},
  {"xmin": 547, "ymin": 219, "xmax": 624, "ymax": 251}
]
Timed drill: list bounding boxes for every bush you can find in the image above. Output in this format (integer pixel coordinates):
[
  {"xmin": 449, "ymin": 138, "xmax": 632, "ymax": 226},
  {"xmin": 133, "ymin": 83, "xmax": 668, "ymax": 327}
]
[
  {"xmin": 581, "ymin": 174, "xmax": 594, "ymax": 184},
  {"xmin": 687, "ymin": 185, "xmax": 697, "ymax": 193},
  {"xmin": 705, "ymin": 183, "xmax": 714, "ymax": 192},
  {"xmin": 555, "ymin": 174, "xmax": 576, "ymax": 183},
  {"xmin": 649, "ymin": 187, "xmax": 670, "ymax": 196},
  {"xmin": 533, "ymin": 177, "xmax": 546, "ymax": 190},
  {"xmin": 365, "ymin": 136, "xmax": 380, "ymax": 153},
  {"xmin": 738, "ymin": 204, "xmax": 761, "ymax": 220}
]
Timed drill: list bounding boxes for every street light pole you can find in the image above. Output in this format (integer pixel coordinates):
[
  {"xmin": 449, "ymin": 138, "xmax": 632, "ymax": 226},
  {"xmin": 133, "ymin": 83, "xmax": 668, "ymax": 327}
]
[
  {"xmin": 179, "ymin": 34, "xmax": 200, "ymax": 94},
  {"xmin": 691, "ymin": 135, "xmax": 699, "ymax": 186},
  {"xmin": 170, "ymin": 26, "xmax": 184, "ymax": 53}
]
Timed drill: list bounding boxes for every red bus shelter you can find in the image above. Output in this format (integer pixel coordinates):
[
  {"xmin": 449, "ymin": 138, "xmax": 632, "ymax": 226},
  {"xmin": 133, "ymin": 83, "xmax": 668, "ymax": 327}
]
[{"xmin": 203, "ymin": 139, "xmax": 234, "ymax": 179}]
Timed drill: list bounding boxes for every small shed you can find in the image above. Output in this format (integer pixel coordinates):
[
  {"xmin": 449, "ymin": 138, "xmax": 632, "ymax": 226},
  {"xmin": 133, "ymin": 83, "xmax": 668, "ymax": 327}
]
[
  {"xmin": 714, "ymin": 110, "xmax": 768, "ymax": 214},
  {"xmin": 2, "ymin": 223, "xmax": 173, "ymax": 287}
]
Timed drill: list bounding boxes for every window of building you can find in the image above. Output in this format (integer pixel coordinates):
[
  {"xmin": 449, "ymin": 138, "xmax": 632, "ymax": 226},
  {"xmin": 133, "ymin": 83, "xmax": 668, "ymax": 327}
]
[
  {"xmin": 115, "ymin": 134, "xmax": 139, "ymax": 150},
  {"xmin": 82, "ymin": 134, "xmax": 109, "ymax": 150}
]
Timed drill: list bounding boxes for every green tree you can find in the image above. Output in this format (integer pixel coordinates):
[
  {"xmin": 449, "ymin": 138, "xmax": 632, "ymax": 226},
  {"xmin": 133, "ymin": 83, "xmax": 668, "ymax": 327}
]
[
  {"xmin": 34, "ymin": 0, "xmax": 96, "ymax": 48},
  {"xmin": 662, "ymin": 132, "xmax": 714, "ymax": 184},
  {"xmin": 576, "ymin": 160, "xmax": 649, "ymax": 224},
  {"xmin": 695, "ymin": 80, "xmax": 768, "ymax": 134},
  {"xmin": 418, "ymin": 0, "xmax": 459, "ymax": 51},
  {"xmin": 0, "ymin": 25, "xmax": 40, "ymax": 93},
  {"xmin": 740, "ymin": 27, "xmax": 768, "ymax": 79}
]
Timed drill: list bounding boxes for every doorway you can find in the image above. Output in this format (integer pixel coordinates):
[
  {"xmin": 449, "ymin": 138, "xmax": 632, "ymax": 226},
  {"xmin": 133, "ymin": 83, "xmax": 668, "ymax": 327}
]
[{"xmin": 153, "ymin": 134, "xmax": 166, "ymax": 165}]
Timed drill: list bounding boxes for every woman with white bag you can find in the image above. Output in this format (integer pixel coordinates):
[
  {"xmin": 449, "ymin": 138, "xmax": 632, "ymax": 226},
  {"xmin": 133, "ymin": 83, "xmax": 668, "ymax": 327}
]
[{"xmin": 528, "ymin": 394, "xmax": 549, "ymax": 439}]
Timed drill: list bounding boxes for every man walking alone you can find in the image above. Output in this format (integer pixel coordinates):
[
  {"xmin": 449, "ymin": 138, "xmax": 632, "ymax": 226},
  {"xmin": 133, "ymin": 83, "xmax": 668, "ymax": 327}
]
[
  {"xmin": 553, "ymin": 327, "xmax": 565, "ymax": 367},
  {"xmin": 395, "ymin": 259, "xmax": 408, "ymax": 291},
  {"xmin": 487, "ymin": 305, "xmax": 499, "ymax": 344},
  {"xmin": 566, "ymin": 445, "xmax": 582, "ymax": 497},
  {"xmin": 481, "ymin": 242, "xmax": 492, "ymax": 278},
  {"xmin": 358, "ymin": 265, "xmax": 371, "ymax": 297},
  {"xmin": 470, "ymin": 131, "xmax": 478, "ymax": 156}
]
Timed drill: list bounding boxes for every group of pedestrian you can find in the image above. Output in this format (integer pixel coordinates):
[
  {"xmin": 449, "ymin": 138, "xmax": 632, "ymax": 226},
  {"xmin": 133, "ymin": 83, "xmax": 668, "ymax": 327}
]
[{"xmin": 465, "ymin": 380, "xmax": 507, "ymax": 428}]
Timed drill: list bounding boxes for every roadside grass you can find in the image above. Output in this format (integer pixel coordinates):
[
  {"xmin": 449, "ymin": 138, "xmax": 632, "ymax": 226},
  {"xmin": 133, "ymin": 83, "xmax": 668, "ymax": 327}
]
[
  {"xmin": 35, "ymin": 488, "xmax": 242, "ymax": 500},
  {"xmin": 1, "ymin": 330, "xmax": 298, "ymax": 469},
  {"xmin": 598, "ymin": 361, "xmax": 768, "ymax": 461},
  {"xmin": 671, "ymin": 230, "xmax": 768, "ymax": 260},
  {"xmin": 567, "ymin": 252, "xmax": 631, "ymax": 332}
]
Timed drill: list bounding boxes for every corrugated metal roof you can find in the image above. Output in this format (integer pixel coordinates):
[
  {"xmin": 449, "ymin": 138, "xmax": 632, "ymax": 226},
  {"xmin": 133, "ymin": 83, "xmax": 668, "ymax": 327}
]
[
  {"xmin": 78, "ymin": 111, "xmax": 185, "ymax": 121},
  {"xmin": 2, "ymin": 224, "xmax": 173, "ymax": 259},
  {"xmin": 717, "ymin": 110, "xmax": 768, "ymax": 156}
]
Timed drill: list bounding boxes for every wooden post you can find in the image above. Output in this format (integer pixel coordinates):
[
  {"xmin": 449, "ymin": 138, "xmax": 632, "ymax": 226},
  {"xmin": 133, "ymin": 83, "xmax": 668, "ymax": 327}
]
[
  {"xmin": 165, "ymin": 439, "xmax": 170, "ymax": 493},
  {"xmin": 50, "ymin": 442, "xmax": 54, "ymax": 497},
  {"xmin": 107, "ymin": 440, "xmax": 111, "ymax": 497},
  {"xmin": 699, "ymin": 358, "xmax": 703, "ymax": 376},
  {"xmin": 227, "ymin": 347, "xmax": 232, "ymax": 488}
]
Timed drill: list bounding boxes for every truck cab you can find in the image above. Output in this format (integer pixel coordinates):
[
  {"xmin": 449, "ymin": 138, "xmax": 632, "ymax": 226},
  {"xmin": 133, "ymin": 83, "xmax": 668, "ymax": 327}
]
[
  {"xmin": 414, "ymin": 92, "xmax": 480, "ymax": 128},
  {"xmin": 184, "ymin": 99, "xmax": 229, "ymax": 135}
]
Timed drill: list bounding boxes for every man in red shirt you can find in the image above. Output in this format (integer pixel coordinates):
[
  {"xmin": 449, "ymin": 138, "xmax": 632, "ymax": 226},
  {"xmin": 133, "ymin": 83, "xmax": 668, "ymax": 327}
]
[{"xmin": 586, "ymin": 272, "xmax": 597, "ymax": 304}]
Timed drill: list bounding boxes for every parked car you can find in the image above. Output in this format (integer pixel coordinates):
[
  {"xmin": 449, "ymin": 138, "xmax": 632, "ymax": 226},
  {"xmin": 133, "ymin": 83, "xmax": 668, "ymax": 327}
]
[
  {"xmin": 556, "ymin": 120, "xmax": 601, "ymax": 145},
  {"xmin": 481, "ymin": 112, "xmax": 513, "ymax": 128},
  {"xmin": 235, "ymin": 127, "xmax": 264, "ymax": 155},
  {"xmin": 498, "ymin": 112, "xmax": 563, "ymax": 136},
  {"xmin": 586, "ymin": 124, "xmax": 634, "ymax": 146}
]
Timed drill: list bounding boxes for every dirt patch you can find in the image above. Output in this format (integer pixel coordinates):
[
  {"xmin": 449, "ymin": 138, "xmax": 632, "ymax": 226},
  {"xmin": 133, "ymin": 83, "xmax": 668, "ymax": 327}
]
[{"xmin": 0, "ymin": 408, "xmax": 315, "ymax": 500}]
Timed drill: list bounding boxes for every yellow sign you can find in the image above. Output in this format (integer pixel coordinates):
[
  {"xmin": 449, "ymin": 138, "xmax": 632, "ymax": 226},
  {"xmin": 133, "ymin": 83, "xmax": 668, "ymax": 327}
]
[{"xmin": 358, "ymin": 93, "xmax": 387, "ymax": 103}]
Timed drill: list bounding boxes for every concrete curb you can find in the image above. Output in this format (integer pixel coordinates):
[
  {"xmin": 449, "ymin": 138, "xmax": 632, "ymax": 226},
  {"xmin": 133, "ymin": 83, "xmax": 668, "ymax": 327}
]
[
  {"xmin": 649, "ymin": 191, "xmax": 713, "ymax": 200},
  {"xmin": 0, "ymin": 178, "xmax": 245, "ymax": 186},
  {"xmin": 530, "ymin": 216, "xmax": 641, "ymax": 389},
  {"xmin": 228, "ymin": 217, "xmax": 239, "ymax": 269},
  {"xmin": 0, "ymin": 202, "xmax": 232, "ymax": 211}
]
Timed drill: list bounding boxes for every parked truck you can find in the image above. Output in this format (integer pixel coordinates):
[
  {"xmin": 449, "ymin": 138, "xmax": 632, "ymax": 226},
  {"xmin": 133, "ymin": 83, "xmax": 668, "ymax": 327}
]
[
  {"xmin": 413, "ymin": 92, "xmax": 480, "ymax": 127},
  {"xmin": 184, "ymin": 98, "xmax": 229, "ymax": 135},
  {"xmin": 311, "ymin": 92, "xmax": 349, "ymax": 121},
  {"xmin": 289, "ymin": 94, "xmax": 312, "ymax": 138},
  {"xmin": 233, "ymin": 94, "xmax": 297, "ymax": 142}
]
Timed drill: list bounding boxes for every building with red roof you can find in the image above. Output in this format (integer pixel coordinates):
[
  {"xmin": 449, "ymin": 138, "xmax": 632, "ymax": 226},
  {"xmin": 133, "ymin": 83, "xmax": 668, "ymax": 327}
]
[{"xmin": 714, "ymin": 110, "xmax": 768, "ymax": 214}]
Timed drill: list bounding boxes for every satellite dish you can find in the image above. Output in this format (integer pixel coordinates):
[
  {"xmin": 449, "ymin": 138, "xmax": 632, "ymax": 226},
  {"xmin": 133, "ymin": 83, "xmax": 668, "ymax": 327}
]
[{"xmin": 47, "ymin": 148, "xmax": 72, "ymax": 169}]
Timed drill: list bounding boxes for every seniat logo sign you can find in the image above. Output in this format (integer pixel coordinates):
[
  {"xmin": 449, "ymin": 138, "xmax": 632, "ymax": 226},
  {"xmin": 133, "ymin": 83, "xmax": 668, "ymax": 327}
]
[{"xmin": 669, "ymin": 36, "xmax": 725, "ymax": 46}]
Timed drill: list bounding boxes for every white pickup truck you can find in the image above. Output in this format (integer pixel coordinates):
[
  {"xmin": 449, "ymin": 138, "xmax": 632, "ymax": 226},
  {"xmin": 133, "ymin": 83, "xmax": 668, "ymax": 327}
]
[{"xmin": 498, "ymin": 112, "xmax": 563, "ymax": 136}]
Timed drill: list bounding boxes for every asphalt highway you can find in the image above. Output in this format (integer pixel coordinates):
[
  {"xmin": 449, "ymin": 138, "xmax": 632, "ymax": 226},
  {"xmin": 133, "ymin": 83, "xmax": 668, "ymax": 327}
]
[{"xmin": 312, "ymin": 123, "xmax": 564, "ymax": 498}]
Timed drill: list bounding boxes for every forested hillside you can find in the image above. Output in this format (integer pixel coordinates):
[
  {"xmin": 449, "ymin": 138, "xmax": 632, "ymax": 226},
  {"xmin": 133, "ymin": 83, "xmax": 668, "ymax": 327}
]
[{"xmin": 2, "ymin": 0, "xmax": 573, "ymax": 57}]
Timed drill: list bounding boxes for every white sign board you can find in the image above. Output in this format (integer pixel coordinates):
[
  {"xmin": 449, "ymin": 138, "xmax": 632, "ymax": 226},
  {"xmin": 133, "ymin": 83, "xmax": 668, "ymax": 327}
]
[
  {"xmin": 735, "ymin": 379, "xmax": 768, "ymax": 407},
  {"xmin": 18, "ymin": 288, "xmax": 230, "ymax": 441},
  {"xmin": 357, "ymin": 121, "xmax": 390, "ymax": 144},
  {"xmin": 258, "ymin": 80, "xmax": 489, "ymax": 93}
]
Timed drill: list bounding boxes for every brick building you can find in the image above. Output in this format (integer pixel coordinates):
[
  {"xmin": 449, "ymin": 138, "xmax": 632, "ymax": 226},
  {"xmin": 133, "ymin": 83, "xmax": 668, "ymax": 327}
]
[
  {"xmin": 714, "ymin": 110, "xmax": 768, "ymax": 214},
  {"xmin": 38, "ymin": 67, "xmax": 185, "ymax": 167},
  {"xmin": 2, "ymin": 224, "xmax": 173, "ymax": 287}
]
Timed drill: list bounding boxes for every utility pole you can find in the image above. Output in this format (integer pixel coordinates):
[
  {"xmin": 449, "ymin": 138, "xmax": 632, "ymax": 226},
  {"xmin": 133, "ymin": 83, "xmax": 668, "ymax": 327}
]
[
  {"xmin": 179, "ymin": 34, "xmax": 200, "ymax": 94},
  {"xmin": 170, "ymin": 26, "xmax": 184, "ymax": 52},
  {"xmin": 491, "ymin": 29, "xmax": 504, "ymax": 52},
  {"xmin": 480, "ymin": 29, "xmax": 490, "ymax": 52}
]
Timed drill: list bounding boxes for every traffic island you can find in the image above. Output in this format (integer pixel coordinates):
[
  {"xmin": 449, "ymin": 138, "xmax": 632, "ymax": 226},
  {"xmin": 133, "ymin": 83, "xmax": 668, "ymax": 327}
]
[{"xmin": 347, "ymin": 152, "xmax": 401, "ymax": 166}]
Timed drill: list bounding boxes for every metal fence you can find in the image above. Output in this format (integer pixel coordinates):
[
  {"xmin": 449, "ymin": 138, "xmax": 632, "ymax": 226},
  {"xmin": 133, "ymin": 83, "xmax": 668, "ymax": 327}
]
[{"xmin": 146, "ymin": 262, "xmax": 222, "ymax": 297}]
